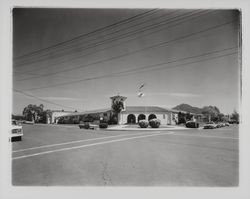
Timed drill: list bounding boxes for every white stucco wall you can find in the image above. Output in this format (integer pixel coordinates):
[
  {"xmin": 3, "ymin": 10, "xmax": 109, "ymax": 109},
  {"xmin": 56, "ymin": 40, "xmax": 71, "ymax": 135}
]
[
  {"xmin": 120, "ymin": 111, "xmax": 175, "ymax": 125},
  {"xmin": 51, "ymin": 111, "xmax": 73, "ymax": 124}
]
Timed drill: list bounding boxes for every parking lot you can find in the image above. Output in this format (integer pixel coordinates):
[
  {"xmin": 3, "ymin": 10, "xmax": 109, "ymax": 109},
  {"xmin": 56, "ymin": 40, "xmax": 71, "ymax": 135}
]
[{"xmin": 12, "ymin": 124, "xmax": 239, "ymax": 186}]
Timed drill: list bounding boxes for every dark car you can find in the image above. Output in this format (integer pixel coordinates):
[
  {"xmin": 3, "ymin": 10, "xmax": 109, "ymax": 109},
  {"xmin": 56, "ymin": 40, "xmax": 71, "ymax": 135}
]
[
  {"xmin": 185, "ymin": 121, "xmax": 199, "ymax": 128},
  {"xmin": 79, "ymin": 122, "xmax": 98, "ymax": 130}
]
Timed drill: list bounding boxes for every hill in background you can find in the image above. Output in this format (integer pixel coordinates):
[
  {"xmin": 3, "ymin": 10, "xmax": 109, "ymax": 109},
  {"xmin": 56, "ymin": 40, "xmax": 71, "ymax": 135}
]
[
  {"xmin": 172, "ymin": 104, "xmax": 221, "ymax": 115},
  {"xmin": 172, "ymin": 104, "xmax": 203, "ymax": 114}
]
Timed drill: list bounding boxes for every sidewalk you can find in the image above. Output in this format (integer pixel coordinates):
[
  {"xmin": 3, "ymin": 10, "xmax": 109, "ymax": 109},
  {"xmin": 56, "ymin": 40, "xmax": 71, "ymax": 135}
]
[
  {"xmin": 32, "ymin": 123, "xmax": 188, "ymax": 131},
  {"xmin": 107, "ymin": 124, "xmax": 187, "ymax": 131}
]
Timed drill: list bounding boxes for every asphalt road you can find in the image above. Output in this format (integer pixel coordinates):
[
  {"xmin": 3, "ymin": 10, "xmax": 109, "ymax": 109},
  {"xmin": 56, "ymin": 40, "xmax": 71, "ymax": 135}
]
[{"xmin": 12, "ymin": 124, "xmax": 239, "ymax": 186}]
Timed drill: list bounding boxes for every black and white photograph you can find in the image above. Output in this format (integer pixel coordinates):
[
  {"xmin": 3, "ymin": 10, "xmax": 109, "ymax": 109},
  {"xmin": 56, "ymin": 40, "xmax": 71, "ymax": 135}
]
[
  {"xmin": 1, "ymin": 0, "xmax": 250, "ymax": 198},
  {"xmin": 11, "ymin": 7, "xmax": 241, "ymax": 186}
]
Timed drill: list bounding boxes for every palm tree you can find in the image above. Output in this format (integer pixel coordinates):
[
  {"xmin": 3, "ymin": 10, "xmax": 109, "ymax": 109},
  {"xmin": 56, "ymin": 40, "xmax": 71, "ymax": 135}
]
[{"xmin": 111, "ymin": 100, "xmax": 124, "ymax": 124}]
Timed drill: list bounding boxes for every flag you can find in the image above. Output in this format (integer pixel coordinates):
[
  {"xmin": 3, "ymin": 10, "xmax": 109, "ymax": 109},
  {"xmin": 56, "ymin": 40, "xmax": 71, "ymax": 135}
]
[
  {"xmin": 139, "ymin": 83, "xmax": 145, "ymax": 90},
  {"xmin": 137, "ymin": 92, "xmax": 144, "ymax": 98},
  {"xmin": 138, "ymin": 83, "xmax": 145, "ymax": 97}
]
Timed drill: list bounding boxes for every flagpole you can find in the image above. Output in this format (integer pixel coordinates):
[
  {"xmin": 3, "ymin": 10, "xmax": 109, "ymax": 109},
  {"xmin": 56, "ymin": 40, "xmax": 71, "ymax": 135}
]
[{"xmin": 138, "ymin": 83, "xmax": 146, "ymax": 118}]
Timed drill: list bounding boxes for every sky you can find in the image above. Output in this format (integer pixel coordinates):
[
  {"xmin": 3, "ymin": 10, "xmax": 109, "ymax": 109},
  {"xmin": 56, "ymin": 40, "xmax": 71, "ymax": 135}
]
[{"xmin": 12, "ymin": 8, "xmax": 240, "ymax": 115}]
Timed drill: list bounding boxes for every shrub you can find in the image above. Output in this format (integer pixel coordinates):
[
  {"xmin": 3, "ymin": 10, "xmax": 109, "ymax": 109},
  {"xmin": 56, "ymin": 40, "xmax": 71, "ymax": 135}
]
[
  {"xmin": 138, "ymin": 120, "xmax": 149, "ymax": 128},
  {"xmin": 178, "ymin": 117, "xmax": 186, "ymax": 124},
  {"xmin": 99, "ymin": 123, "xmax": 108, "ymax": 129},
  {"xmin": 149, "ymin": 118, "xmax": 161, "ymax": 128}
]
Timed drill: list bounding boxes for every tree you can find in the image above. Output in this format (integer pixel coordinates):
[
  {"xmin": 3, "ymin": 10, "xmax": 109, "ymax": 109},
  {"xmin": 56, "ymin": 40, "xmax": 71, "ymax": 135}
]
[
  {"xmin": 22, "ymin": 104, "xmax": 44, "ymax": 123},
  {"xmin": 218, "ymin": 113, "xmax": 225, "ymax": 122},
  {"xmin": 201, "ymin": 106, "xmax": 220, "ymax": 122},
  {"xmin": 178, "ymin": 112, "xmax": 186, "ymax": 124},
  {"xmin": 185, "ymin": 112, "xmax": 193, "ymax": 121},
  {"xmin": 39, "ymin": 109, "xmax": 52, "ymax": 123},
  {"xmin": 111, "ymin": 100, "xmax": 124, "ymax": 124},
  {"xmin": 231, "ymin": 110, "xmax": 239, "ymax": 123},
  {"xmin": 112, "ymin": 100, "xmax": 124, "ymax": 113}
]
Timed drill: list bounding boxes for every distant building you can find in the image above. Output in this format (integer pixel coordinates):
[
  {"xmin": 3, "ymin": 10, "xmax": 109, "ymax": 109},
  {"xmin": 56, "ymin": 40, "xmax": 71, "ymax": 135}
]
[
  {"xmin": 52, "ymin": 95, "xmax": 202, "ymax": 125},
  {"xmin": 47, "ymin": 110, "xmax": 75, "ymax": 124}
]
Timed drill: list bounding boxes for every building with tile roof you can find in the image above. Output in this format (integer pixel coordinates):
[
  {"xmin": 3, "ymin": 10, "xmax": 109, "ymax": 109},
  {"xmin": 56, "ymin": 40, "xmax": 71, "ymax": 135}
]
[{"xmin": 51, "ymin": 95, "xmax": 202, "ymax": 125}]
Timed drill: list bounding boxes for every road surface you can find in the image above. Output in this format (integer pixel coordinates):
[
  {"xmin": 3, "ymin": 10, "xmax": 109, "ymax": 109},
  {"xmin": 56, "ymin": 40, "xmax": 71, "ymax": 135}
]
[{"xmin": 12, "ymin": 124, "xmax": 239, "ymax": 186}]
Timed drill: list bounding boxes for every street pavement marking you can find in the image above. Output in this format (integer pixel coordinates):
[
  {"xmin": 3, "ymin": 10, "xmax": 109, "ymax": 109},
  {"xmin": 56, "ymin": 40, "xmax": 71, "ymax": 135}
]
[
  {"xmin": 12, "ymin": 131, "xmax": 174, "ymax": 160},
  {"xmin": 170, "ymin": 133, "xmax": 238, "ymax": 140},
  {"xmin": 13, "ymin": 132, "xmax": 158, "ymax": 153}
]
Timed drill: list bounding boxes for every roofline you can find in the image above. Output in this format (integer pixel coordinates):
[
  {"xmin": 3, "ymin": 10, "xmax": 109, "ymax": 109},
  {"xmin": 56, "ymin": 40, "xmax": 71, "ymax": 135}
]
[
  {"xmin": 56, "ymin": 108, "xmax": 111, "ymax": 118},
  {"xmin": 51, "ymin": 110, "xmax": 74, "ymax": 113}
]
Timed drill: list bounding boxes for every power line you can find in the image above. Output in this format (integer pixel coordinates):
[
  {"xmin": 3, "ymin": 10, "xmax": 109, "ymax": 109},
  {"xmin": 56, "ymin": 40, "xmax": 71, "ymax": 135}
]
[
  {"xmin": 115, "ymin": 51, "xmax": 238, "ymax": 76},
  {"xmin": 15, "ymin": 10, "xmax": 207, "ymax": 68},
  {"xmin": 14, "ymin": 10, "xmax": 186, "ymax": 66},
  {"xmin": 20, "ymin": 47, "xmax": 238, "ymax": 91},
  {"xmin": 17, "ymin": 19, "xmax": 234, "ymax": 82},
  {"xmin": 15, "ymin": 10, "xmax": 210, "ymax": 76},
  {"xmin": 15, "ymin": 9, "xmax": 167, "ymax": 64},
  {"xmin": 14, "ymin": 89, "xmax": 83, "ymax": 111},
  {"xmin": 14, "ymin": 9, "xmax": 159, "ymax": 60}
]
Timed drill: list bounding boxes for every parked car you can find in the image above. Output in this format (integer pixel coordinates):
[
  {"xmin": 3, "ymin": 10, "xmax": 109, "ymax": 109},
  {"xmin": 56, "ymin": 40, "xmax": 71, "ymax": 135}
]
[
  {"xmin": 203, "ymin": 122, "xmax": 217, "ymax": 129},
  {"xmin": 79, "ymin": 122, "xmax": 98, "ymax": 130},
  {"xmin": 220, "ymin": 123, "xmax": 226, "ymax": 127},
  {"xmin": 215, "ymin": 123, "xmax": 223, "ymax": 128},
  {"xmin": 11, "ymin": 120, "xmax": 23, "ymax": 141},
  {"xmin": 229, "ymin": 120, "xmax": 239, "ymax": 124},
  {"xmin": 185, "ymin": 121, "xmax": 199, "ymax": 128}
]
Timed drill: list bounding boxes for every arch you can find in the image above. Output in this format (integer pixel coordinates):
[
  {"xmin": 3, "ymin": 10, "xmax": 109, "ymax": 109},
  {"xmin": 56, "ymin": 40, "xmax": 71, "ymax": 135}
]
[
  {"xmin": 127, "ymin": 114, "xmax": 136, "ymax": 124},
  {"xmin": 148, "ymin": 114, "xmax": 157, "ymax": 121},
  {"xmin": 138, "ymin": 114, "xmax": 146, "ymax": 122}
]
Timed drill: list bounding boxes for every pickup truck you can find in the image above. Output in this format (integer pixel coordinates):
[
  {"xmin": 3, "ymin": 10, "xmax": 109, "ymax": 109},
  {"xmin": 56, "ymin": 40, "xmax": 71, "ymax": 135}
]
[{"xmin": 11, "ymin": 120, "xmax": 23, "ymax": 141}]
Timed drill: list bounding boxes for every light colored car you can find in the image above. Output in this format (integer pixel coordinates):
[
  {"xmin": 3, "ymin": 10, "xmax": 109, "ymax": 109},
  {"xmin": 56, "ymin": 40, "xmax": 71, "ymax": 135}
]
[
  {"xmin": 203, "ymin": 122, "xmax": 217, "ymax": 129},
  {"xmin": 11, "ymin": 120, "xmax": 23, "ymax": 141},
  {"xmin": 215, "ymin": 123, "xmax": 224, "ymax": 128}
]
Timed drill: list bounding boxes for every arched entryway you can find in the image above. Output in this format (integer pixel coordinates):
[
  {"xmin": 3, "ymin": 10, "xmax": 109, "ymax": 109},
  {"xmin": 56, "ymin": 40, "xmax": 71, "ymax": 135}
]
[
  {"xmin": 127, "ymin": 114, "xmax": 136, "ymax": 124},
  {"xmin": 138, "ymin": 114, "xmax": 146, "ymax": 122},
  {"xmin": 148, "ymin": 114, "xmax": 157, "ymax": 121}
]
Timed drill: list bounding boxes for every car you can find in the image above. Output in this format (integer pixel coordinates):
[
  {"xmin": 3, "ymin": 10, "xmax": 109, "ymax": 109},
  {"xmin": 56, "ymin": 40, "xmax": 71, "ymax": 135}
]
[
  {"xmin": 220, "ymin": 123, "xmax": 226, "ymax": 127},
  {"xmin": 225, "ymin": 122, "xmax": 230, "ymax": 126},
  {"xmin": 203, "ymin": 122, "xmax": 217, "ymax": 129},
  {"xmin": 79, "ymin": 122, "xmax": 98, "ymax": 130},
  {"xmin": 185, "ymin": 121, "xmax": 199, "ymax": 128},
  {"xmin": 11, "ymin": 120, "xmax": 23, "ymax": 141},
  {"xmin": 215, "ymin": 123, "xmax": 224, "ymax": 128}
]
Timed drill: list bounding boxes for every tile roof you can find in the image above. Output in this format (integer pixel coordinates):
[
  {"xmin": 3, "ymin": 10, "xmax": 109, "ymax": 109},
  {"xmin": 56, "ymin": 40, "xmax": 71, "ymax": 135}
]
[
  {"xmin": 123, "ymin": 106, "xmax": 177, "ymax": 113},
  {"xmin": 56, "ymin": 106, "xmax": 202, "ymax": 118},
  {"xmin": 59, "ymin": 108, "xmax": 111, "ymax": 117}
]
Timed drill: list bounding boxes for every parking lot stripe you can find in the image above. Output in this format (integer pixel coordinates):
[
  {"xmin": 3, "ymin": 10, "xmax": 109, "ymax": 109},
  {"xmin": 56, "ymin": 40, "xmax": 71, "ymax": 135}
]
[
  {"xmin": 13, "ymin": 132, "xmax": 156, "ymax": 153},
  {"xmin": 12, "ymin": 131, "xmax": 174, "ymax": 160}
]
